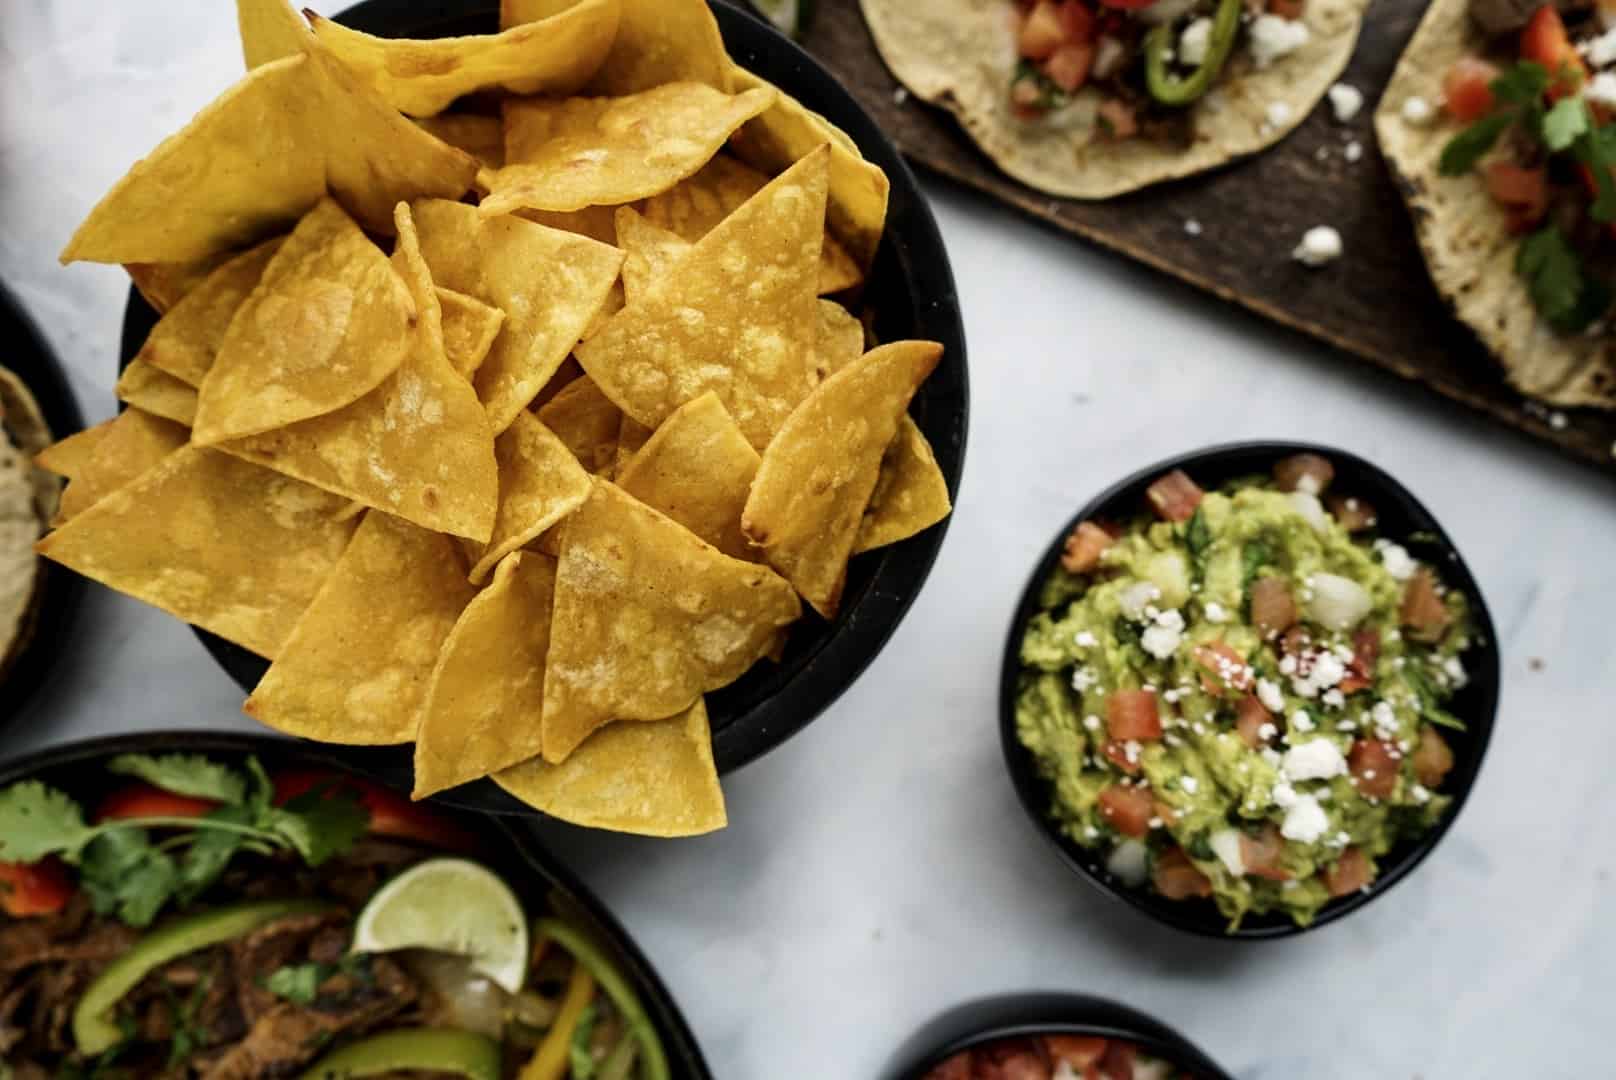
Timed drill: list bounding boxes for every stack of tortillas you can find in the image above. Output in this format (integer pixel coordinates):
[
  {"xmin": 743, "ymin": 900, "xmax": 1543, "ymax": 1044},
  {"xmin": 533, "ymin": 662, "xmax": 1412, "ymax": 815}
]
[{"xmin": 0, "ymin": 367, "xmax": 58, "ymax": 680}]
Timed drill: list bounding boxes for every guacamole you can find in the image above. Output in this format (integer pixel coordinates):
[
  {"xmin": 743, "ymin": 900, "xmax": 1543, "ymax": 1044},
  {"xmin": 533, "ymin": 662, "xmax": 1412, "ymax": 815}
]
[{"xmin": 1016, "ymin": 456, "xmax": 1473, "ymax": 929}]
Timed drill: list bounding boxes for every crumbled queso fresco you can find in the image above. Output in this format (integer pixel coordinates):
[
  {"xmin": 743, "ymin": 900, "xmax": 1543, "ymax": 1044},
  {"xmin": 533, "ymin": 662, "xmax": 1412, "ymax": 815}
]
[
  {"xmin": 1401, "ymin": 95, "xmax": 1435, "ymax": 126},
  {"xmin": 1293, "ymin": 226, "xmax": 1343, "ymax": 267},
  {"xmin": 1327, "ymin": 83, "xmax": 1363, "ymax": 123},
  {"xmin": 1249, "ymin": 14, "xmax": 1310, "ymax": 68}
]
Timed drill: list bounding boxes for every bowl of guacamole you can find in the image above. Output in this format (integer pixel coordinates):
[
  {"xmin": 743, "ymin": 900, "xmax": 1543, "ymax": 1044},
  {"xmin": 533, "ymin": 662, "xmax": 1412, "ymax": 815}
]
[{"xmin": 1000, "ymin": 443, "xmax": 1499, "ymax": 937}]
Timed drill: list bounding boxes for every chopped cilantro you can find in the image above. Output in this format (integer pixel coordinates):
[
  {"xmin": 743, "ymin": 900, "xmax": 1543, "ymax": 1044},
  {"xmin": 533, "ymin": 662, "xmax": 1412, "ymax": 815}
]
[
  {"xmin": 1112, "ymin": 616, "xmax": 1143, "ymax": 648},
  {"xmin": 1438, "ymin": 111, "xmax": 1515, "ymax": 176},
  {"xmin": 1540, "ymin": 95, "xmax": 1589, "ymax": 152},
  {"xmin": 1516, "ymin": 226, "xmax": 1611, "ymax": 333},
  {"xmin": 1404, "ymin": 665, "xmax": 1467, "ymax": 732},
  {"xmin": 262, "ymin": 955, "xmax": 371, "ymax": 1007},
  {"xmin": 80, "ymin": 827, "xmax": 177, "ymax": 927},
  {"xmin": 1183, "ymin": 508, "xmax": 1213, "ymax": 585},
  {"xmin": 1574, "ymin": 124, "xmax": 1616, "ymax": 222},
  {"xmin": 570, "ymin": 1003, "xmax": 600, "ymax": 1079},
  {"xmin": 1489, "ymin": 61, "xmax": 1549, "ymax": 107}
]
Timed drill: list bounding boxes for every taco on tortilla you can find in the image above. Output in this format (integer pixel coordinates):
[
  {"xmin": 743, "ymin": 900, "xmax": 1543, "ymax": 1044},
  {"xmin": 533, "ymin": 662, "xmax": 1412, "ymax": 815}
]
[
  {"xmin": 1377, "ymin": 0, "xmax": 1616, "ymax": 407},
  {"xmin": 0, "ymin": 365, "xmax": 58, "ymax": 680},
  {"xmin": 861, "ymin": 0, "xmax": 1367, "ymax": 199}
]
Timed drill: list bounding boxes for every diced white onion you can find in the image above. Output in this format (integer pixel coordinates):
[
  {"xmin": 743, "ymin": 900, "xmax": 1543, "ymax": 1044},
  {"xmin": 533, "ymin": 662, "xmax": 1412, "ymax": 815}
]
[
  {"xmin": 1305, "ymin": 572, "xmax": 1373, "ymax": 631},
  {"xmin": 1288, "ymin": 491, "xmax": 1330, "ymax": 535},
  {"xmin": 1106, "ymin": 839, "xmax": 1150, "ymax": 887},
  {"xmin": 1209, "ymin": 829, "xmax": 1246, "ymax": 877}
]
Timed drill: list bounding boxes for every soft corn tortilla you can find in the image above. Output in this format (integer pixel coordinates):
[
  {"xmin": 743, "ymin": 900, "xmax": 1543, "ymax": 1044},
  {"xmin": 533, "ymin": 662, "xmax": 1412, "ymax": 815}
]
[
  {"xmin": 1377, "ymin": 0, "xmax": 1616, "ymax": 406},
  {"xmin": 861, "ymin": 0, "xmax": 1367, "ymax": 200}
]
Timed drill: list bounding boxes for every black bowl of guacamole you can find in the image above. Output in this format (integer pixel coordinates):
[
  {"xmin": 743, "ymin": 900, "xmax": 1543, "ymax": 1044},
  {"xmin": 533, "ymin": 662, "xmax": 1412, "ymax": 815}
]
[{"xmin": 999, "ymin": 442, "xmax": 1499, "ymax": 939}]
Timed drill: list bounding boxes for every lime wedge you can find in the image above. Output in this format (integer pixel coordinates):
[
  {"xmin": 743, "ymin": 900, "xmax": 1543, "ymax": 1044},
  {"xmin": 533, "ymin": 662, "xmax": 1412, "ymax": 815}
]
[
  {"xmin": 748, "ymin": 0, "xmax": 810, "ymax": 35},
  {"xmin": 351, "ymin": 858, "xmax": 529, "ymax": 994}
]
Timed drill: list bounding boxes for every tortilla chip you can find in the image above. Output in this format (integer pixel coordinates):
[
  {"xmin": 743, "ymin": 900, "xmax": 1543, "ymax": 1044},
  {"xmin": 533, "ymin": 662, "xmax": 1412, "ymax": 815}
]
[
  {"xmin": 611, "ymin": 414, "xmax": 652, "ymax": 478},
  {"xmin": 61, "ymin": 50, "xmax": 477, "ymax": 265},
  {"xmin": 515, "ymin": 205, "xmax": 620, "ymax": 246},
  {"xmin": 115, "ymin": 361, "xmax": 199, "ymax": 428},
  {"xmin": 514, "ymin": 0, "xmax": 729, "ymax": 95},
  {"xmin": 56, "ymin": 410, "xmax": 190, "ymax": 525},
  {"xmin": 584, "ymin": 280, "xmax": 626, "ymax": 341},
  {"xmin": 817, "ymin": 300, "xmax": 865, "ymax": 380},
  {"xmin": 244, "ymin": 509, "xmax": 476, "ymax": 743},
  {"xmin": 37, "ymin": 446, "xmax": 355, "ymax": 658},
  {"xmin": 614, "ymin": 207, "xmax": 690, "ymax": 303},
  {"xmin": 642, "ymin": 154, "xmax": 863, "ymax": 295},
  {"xmin": 438, "ymin": 287, "xmax": 506, "ymax": 379},
  {"xmin": 220, "ymin": 204, "xmax": 498, "ymax": 542},
  {"xmin": 743, "ymin": 340, "xmax": 941, "ymax": 617},
  {"xmin": 126, "ymin": 254, "xmax": 234, "ymax": 316},
  {"xmin": 541, "ymin": 479, "xmax": 800, "ymax": 762},
  {"xmin": 412, "ymin": 198, "xmax": 623, "ymax": 434},
  {"xmin": 416, "ymin": 114, "xmax": 506, "ymax": 170},
  {"xmin": 34, "ymin": 420, "xmax": 113, "ymax": 483},
  {"xmin": 193, "ymin": 199, "xmax": 413, "ymax": 445},
  {"xmin": 575, "ymin": 146, "xmax": 829, "ymax": 451},
  {"xmin": 237, "ymin": 0, "xmax": 311, "ymax": 69},
  {"xmin": 533, "ymin": 357, "xmax": 585, "ymax": 412},
  {"xmin": 467, "ymin": 412, "xmax": 592, "ymax": 585},
  {"xmin": 854, "ymin": 416, "xmax": 951, "ymax": 553},
  {"xmin": 136, "ymin": 239, "xmax": 283, "ymax": 390},
  {"xmin": 414, "ymin": 551, "xmax": 557, "ymax": 797},
  {"xmin": 860, "ymin": 0, "xmax": 1366, "ymax": 201},
  {"xmin": 480, "ymin": 83, "xmax": 776, "ymax": 216},
  {"xmin": 494, "ymin": 697, "xmax": 725, "ymax": 836},
  {"xmin": 615, "ymin": 392, "xmax": 759, "ymax": 561},
  {"xmin": 306, "ymin": 0, "xmax": 620, "ymax": 117},
  {"xmin": 535, "ymin": 375, "xmax": 621, "ymax": 475},
  {"xmin": 501, "ymin": 0, "xmax": 586, "ymax": 27}
]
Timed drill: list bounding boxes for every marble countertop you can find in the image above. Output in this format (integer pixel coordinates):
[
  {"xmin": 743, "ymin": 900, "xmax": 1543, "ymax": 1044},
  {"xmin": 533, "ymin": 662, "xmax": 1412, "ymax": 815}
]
[{"xmin": 4, "ymin": 3, "xmax": 1614, "ymax": 1077}]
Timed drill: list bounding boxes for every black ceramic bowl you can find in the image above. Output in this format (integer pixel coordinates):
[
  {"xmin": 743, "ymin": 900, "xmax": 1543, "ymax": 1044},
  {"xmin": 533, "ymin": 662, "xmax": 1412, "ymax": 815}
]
[
  {"xmin": 887, "ymin": 993, "xmax": 1234, "ymax": 1080},
  {"xmin": 115, "ymin": 0, "xmax": 968, "ymax": 812},
  {"xmin": 0, "ymin": 730, "xmax": 713, "ymax": 1078},
  {"xmin": 999, "ymin": 442, "xmax": 1500, "ymax": 939},
  {"xmin": 1, "ymin": 278, "xmax": 86, "ymax": 722}
]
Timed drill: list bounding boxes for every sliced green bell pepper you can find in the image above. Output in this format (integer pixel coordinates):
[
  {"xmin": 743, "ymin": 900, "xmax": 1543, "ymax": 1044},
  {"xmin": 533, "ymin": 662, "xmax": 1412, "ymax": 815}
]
[
  {"xmin": 1145, "ymin": 0, "xmax": 1244, "ymax": 107},
  {"xmin": 535, "ymin": 919, "xmax": 669, "ymax": 1080},
  {"xmin": 297, "ymin": 1028, "xmax": 503, "ymax": 1080}
]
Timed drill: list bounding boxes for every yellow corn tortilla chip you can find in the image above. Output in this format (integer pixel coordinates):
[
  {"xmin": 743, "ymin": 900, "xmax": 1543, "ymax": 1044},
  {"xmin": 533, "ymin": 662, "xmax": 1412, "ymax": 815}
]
[
  {"xmin": 55, "ymin": 410, "xmax": 190, "ymax": 525},
  {"xmin": 611, "ymin": 414, "xmax": 652, "ymax": 478},
  {"xmin": 126, "ymin": 254, "xmax": 234, "ymax": 316},
  {"xmin": 535, "ymin": 375, "xmax": 621, "ymax": 475},
  {"xmin": 416, "ymin": 114, "xmax": 505, "ymax": 170},
  {"xmin": 412, "ymin": 198, "xmax": 623, "ymax": 434},
  {"xmin": 614, "ymin": 207, "xmax": 690, "ymax": 303},
  {"xmin": 61, "ymin": 50, "xmax": 477, "ymax": 265},
  {"xmin": 37, "ymin": 446, "xmax": 356, "ymax": 658},
  {"xmin": 307, "ymin": 0, "xmax": 620, "ymax": 118},
  {"xmin": 584, "ymin": 280, "xmax": 625, "ymax": 341},
  {"xmin": 589, "ymin": 0, "xmax": 729, "ymax": 94},
  {"xmin": 533, "ymin": 357, "xmax": 585, "ymax": 411},
  {"xmin": 542, "ymin": 479, "xmax": 800, "ymax": 762},
  {"xmin": 501, "ymin": 0, "xmax": 585, "ymax": 27},
  {"xmin": 135, "ymin": 238, "xmax": 283, "ymax": 389},
  {"xmin": 414, "ymin": 551, "xmax": 558, "ymax": 797},
  {"xmin": 480, "ymin": 83, "xmax": 776, "ymax": 216},
  {"xmin": 34, "ymin": 420, "xmax": 114, "ymax": 483},
  {"xmin": 467, "ymin": 412, "xmax": 592, "ymax": 585},
  {"xmin": 515, "ymin": 205, "xmax": 620, "ymax": 246},
  {"xmin": 438, "ymin": 287, "xmax": 505, "ymax": 379},
  {"xmin": 642, "ymin": 154, "xmax": 862, "ymax": 295},
  {"xmin": 854, "ymin": 416, "xmax": 951, "ymax": 554},
  {"xmin": 193, "ymin": 198, "xmax": 414, "ymax": 445},
  {"xmin": 615, "ymin": 392, "xmax": 759, "ymax": 561},
  {"xmin": 817, "ymin": 300, "xmax": 865, "ymax": 380},
  {"xmin": 220, "ymin": 204, "xmax": 498, "ymax": 542},
  {"xmin": 575, "ymin": 146, "xmax": 829, "ymax": 451},
  {"xmin": 743, "ymin": 340, "xmax": 942, "ymax": 618},
  {"xmin": 115, "ymin": 361, "xmax": 199, "ymax": 428},
  {"xmin": 237, "ymin": 0, "xmax": 312, "ymax": 69},
  {"xmin": 244, "ymin": 508, "xmax": 476, "ymax": 743},
  {"xmin": 494, "ymin": 697, "xmax": 725, "ymax": 837}
]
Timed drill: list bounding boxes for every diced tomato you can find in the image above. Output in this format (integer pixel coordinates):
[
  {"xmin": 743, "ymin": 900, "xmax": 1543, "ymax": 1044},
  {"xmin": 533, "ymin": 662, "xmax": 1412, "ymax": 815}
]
[
  {"xmin": 1152, "ymin": 798, "xmax": 1180, "ymax": 827},
  {"xmin": 1018, "ymin": 0, "xmax": 1068, "ymax": 59},
  {"xmin": 1239, "ymin": 824, "xmax": 1293, "ymax": 881},
  {"xmin": 1011, "ymin": 77, "xmax": 1046, "ymax": 114},
  {"xmin": 1349, "ymin": 739, "xmax": 1400, "ymax": 799},
  {"xmin": 1337, "ymin": 674, "xmax": 1373, "ymax": 695},
  {"xmin": 1145, "ymin": 469, "xmax": 1202, "ymax": 522},
  {"xmin": 1152, "ymin": 847, "xmax": 1213, "ymax": 900},
  {"xmin": 1193, "ymin": 641, "xmax": 1254, "ymax": 697},
  {"xmin": 95, "ymin": 784, "xmax": 219, "ymax": 823},
  {"xmin": 977, "ymin": 1039, "xmax": 1052, "ymax": 1080},
  {"xmin": 922, "ymin": 1051, "xmax": 972, "ymax": 1080},
  {"xmin": 1061, "ymin": 521, "xmax": 1114, "ymax": 573},
  {"xmin": 1443, "ymin": 57, "xmax": 1500, "ymax": 122},
  {"xmin": 1272, "ymin": 453, "xmax": 1335, "ymax": 495},
  {"xmin": 1485, "ymin": 162, "xmax": 1548, "ymax": 234},
  {"xmin": 1267, "ymin": 0, "xmax": 1306, "ymax": 16},
  {"xmin": 1098, "ymin": 1040, "xmax": 1137, "ymax": 1080},
  {"xmin": 1044, "ymin": 41, "xmax": 1095, "ymax": 93},
  {"xmin": 1097, "ymin": 98, "xmax": 1139, "ymax": 139},
  {"xmin": 1043, "ymin": 1035, "xmax": 1108, "ymax": 1069},
  {"xmin": 1098, "ymin": 0, "xmax": 1158, "ymax": 9},
  {"xmin": 1098, "ymin": 783, "xmax": 1155, "ymax": 838},
  {"xmin": 1057, "ymin": 0, "xmax": 1098, "ymax": 41},
  {"xmin": 1323, "ymin": 846, "xmax": 1374, "ymax": 897},
  {"xmin": 1235, "ymin": 693, "xmax": 1274, "ymax": 748},
  {"xmin": 1521, "ymin": 6, "xmax": 1586, "ymax": 98},
  {"xmin": 1350, "ymin": 628, "xmax": 1381, "ymax": 678},
  {"xmin": 1106, "ymin": 689, "xmax": 1163, "ymax": 740},
  {"xmin": 273, "ymin": 770, "xmax": 479, "ymax": 851},
  {"xmin": 0, "ymin": 858, "xmax": 73, "ymax": 918},
  {"xmin": 1325, "ymin": 494, "xmax": 1378, "ymax": 532},
  {"xmin": 1413, "ymin": 726, "xmax": 1455, "ymax": 789},
  {"xmin": 1101, "ymin": 739, "xmax": 1142, "ymax": 775},
  {"xmin": 1250, "ymin": 577, "xmax": 1298, "ymax": 639},
  {"xmin": 1400, "ymin": 568, "xmax": 1451, "ymax": 642}
]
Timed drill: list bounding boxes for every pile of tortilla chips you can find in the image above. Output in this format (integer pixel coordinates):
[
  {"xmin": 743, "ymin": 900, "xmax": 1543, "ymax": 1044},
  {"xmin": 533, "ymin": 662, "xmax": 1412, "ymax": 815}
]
[{"xmin": 40, "ymin": 0, "xmax": 953, "ymax": 838}]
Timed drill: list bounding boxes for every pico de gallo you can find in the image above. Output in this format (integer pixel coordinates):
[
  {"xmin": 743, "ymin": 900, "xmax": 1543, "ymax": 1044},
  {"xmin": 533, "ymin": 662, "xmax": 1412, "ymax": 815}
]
[
  {"xmin": 1015, "ymin": 455, "xmax": 1474, "ymax": 929},
  {"xmin": 1008, "ymin": 0, "xmax": 1313, "ymax": 139},
  {"xmin": 922, "ymin": 1032, "xmax": 1195, "ymax": 1080},
  {"xmin": 1438, "ymin": 1, "xmax": 1616, "ymax": 331}
]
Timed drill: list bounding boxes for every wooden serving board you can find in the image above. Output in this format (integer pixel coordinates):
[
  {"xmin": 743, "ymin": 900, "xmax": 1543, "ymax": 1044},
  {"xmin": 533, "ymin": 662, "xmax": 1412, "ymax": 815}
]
[{"xmin": 798, "ymin": 0, "xmax": 1616, "ymax": 475}]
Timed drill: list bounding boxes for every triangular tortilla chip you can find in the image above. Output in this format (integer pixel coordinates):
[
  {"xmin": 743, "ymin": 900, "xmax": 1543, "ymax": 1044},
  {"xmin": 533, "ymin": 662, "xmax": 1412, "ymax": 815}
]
[
  {"xmin": 854, "ymin": 416, "xmax": 952, "ymax": 554},
  {"xmin": 742, "ymin": 340, "xmax": 941, "ymax": 618},
  {"xmin": 244, "ymin": 509, "xmax": 475, "ymax": 743},
  {"xmin": 55, "ymin": 410, "xmax": 190, "ymax": 525},
  {"xmin": 34, "ymin": 420, "xmax": 114, "ymax": 483},
  {"xmin": 642, "ymin": 154, "xmax": 862, "ymax": 295},
  {"xmin": 494, "ymin": 697, "xmax": 725, "ymax": 836},
  {"xmin": 533, "ymin": 357, "xmax": 585, "ymax": 412},
  {"xmin": 817, "ymin": 300, "xmax": 865, "ymax": 380},
  {"xmin": 575, "ymin": 146, "xmax": 830, "ymax": 451},
  {"xmin": 438, "ymin": 287, "xmax": 505, "ymax": 380},
  {"xmin": 541, "ymin": 479, "xmax": 800, "ymax": 762},
  {"xmin": 412, "ymin": 198, "xmax": 623, "ymax": 434},
  {"xmin": 501, "ymin": 0, "xmax": 585, "ymax": 27},
  {"xmin": 237, "ymin": 0, "xmax": 312, "ymax": 69},
  {"xmin": 307, "ymin": 0, "xmax": 620, "ymax": 117},
  {"xmin": 516, "ymin": 205, "xmax": 619, "ymax": 245},
  {"xmin": 417, "ymin": 114, "xmax": 505, "ymax": 170},
  {"xmin": 135, "ymin": 238, "xmax": 283, "ymax": 389},
  {"xmin": 614, "ymin": 207, "xmax": 690, "ymax": 303},
  {"xmin": 126, "ymin": 254, "xmax": 233, "ymax": 316},
  {"xmin": 61, "ymin": 51, "xmax": 476, "ymax": 264},
  {"xmin": 615, "ymin": 393, "xmax": 759, "ymax": 561},
  {"xmin": 115, "ymin": 361, "xmax": 198, "ymax": 428},
  {"xmin": 193, "ymin": 199, "xmax": 413, "ymax": 445},
  {"xmin": 219, "ymin": 204, "xmax": 498, "ymax": 542},
  {"xmin": 414, "ymin": 551, "xmax": 558, "ymax": 797},
  {"xmin": 37, "ymin": 446, "xmax": 356, "ymax": 658},
  {"xmin": 467, "ymin": 412, "xmax": 592, "ymax": 585},
  {"xmin": 611, "ymin": 414, "xmax": 652, "ymax": 479},
  {"xmin": 587, "ymin": 0, "xmax": 729, "ymax": 95},
  {"xmin": 534, "ymin": 375, "xmax": 621, "ymax": 475},
  {"xmin": 480, "ymin": 83, "xmax": 775, "ymax": 216}
]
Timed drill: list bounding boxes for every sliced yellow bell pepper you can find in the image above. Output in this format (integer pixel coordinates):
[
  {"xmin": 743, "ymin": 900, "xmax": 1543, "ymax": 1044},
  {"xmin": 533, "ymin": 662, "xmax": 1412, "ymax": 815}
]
[{"xmin": 519, "ymin": 961, "xmax": 595, "ymax": 1080}]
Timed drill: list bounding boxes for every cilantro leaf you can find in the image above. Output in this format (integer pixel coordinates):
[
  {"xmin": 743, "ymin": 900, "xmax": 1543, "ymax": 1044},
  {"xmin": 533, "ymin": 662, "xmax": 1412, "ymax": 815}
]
[
  {"xmin": 243, "ymin": 756, "xmax": 274, "ymax": 818},
  {"xmin": 1404, "ymin": 665, "xmax": 1468, "ymax": 732},
  {"xmin": 1490, "ymin": 61, "xmax": 1550, "ymax": 106},
  {"xmin": 174, "ymin": 806, "xmax": 251, "ymax": 905},
  {"xmin": 1574, "ymin": 125, "xmax": 1616, "ymax": 222},
  {"xmin": 570, "ymin": 1002, "xmax": 600, "ymax": 1079},
  {"xmin": 1540, "ymin": 96, "xmax": 1589, "ymax": 152},
  {"xmin": 80, "ymin": 827, "xmax": 178, "ymax": 928},
  {"xmin": 262, "ymin": 963, "xmax": 327, "ymax": 1006},
  {"xmin": 1516, "ymin": 226, "xmax": 1611, "ymax": 332},
  {"xmin": 1183, "ymin": 508, "xmax": 1213, "ymax": 586},
  {"xmin": 107, "ymin": 753, "xmax": 247, "ymax": 804},
  {"xmin": 164, "ymin": 974, "xmax": 213, "ymax": 1067},
  {"xmin": 1439, "ymin": 111, "xmax": 1515, "ymax": 176},
  {"xmin": 269, "ymin": 784, "xmax": 368, "ymax": 867},
  {"xmin": 0, "ymin": 780, "xmax": 93, "ymax": 863}
]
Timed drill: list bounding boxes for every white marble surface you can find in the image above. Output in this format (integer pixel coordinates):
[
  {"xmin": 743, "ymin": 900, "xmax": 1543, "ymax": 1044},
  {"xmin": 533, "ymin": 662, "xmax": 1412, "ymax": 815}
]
[{"xmin": 3, "ymin": 3, "xmax": 1615, "ymax": 1077}]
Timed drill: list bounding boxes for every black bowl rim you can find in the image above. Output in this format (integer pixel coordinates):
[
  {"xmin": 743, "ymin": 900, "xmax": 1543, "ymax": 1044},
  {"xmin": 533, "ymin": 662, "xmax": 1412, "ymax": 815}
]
[
  {"xmin": 997, "ymin": 441, "xmax": 1501, "ymax": 940},
  {"xmin": 890, "ymin": 992, "xmax": 1235, "ymax": 1080},
  {"xmin": 115, "ymin": 0, "xmax": 969, "ymax": 812},
  {"xmin": 0, "ymin": 278, "xmax": 87, "ymax": 723},
  {"xmin": 0, "ymin": 729, "xmax": 713, "ymax": 1078}
]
